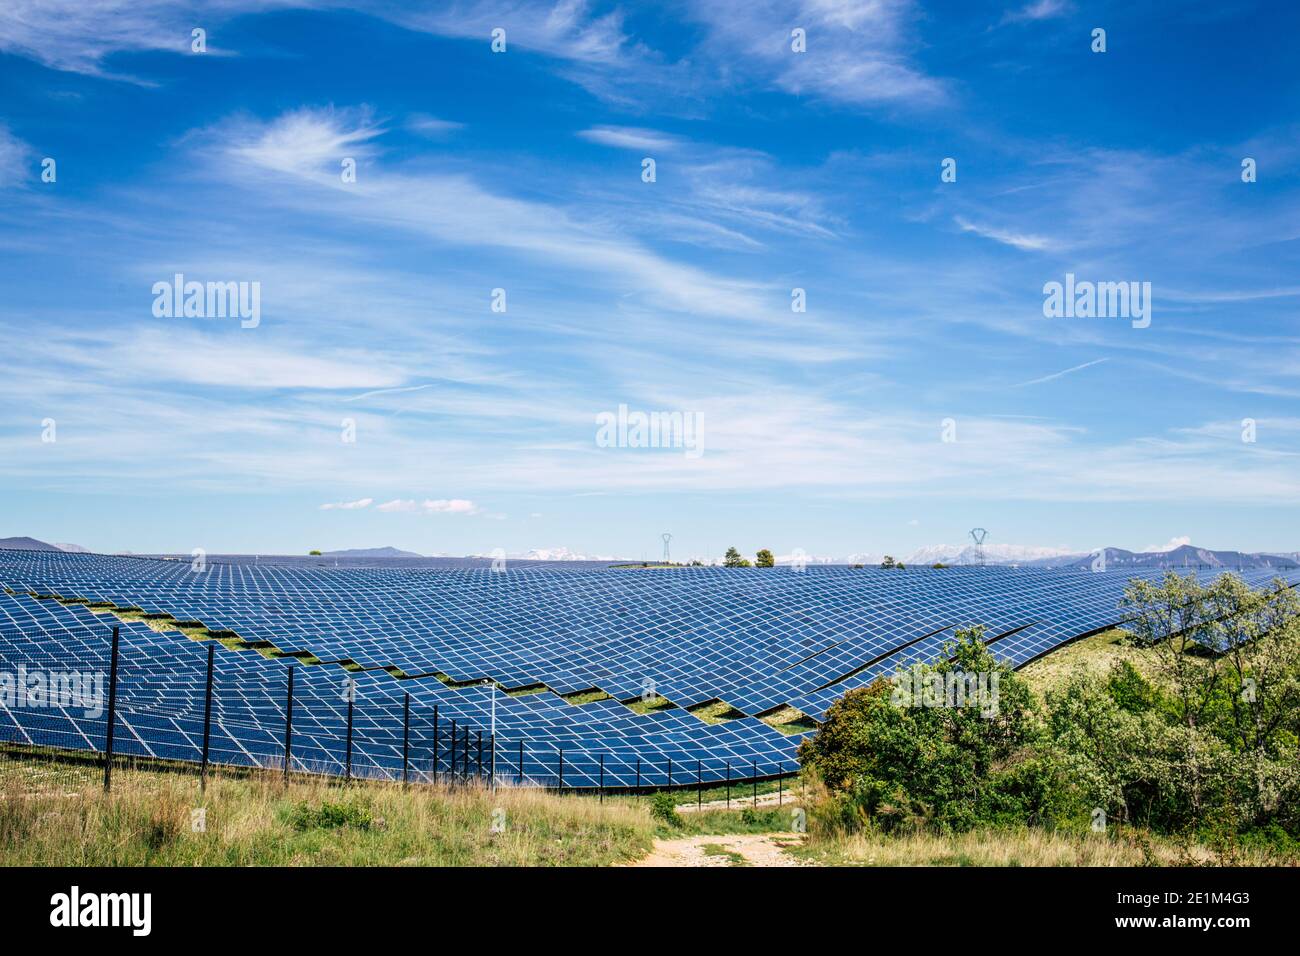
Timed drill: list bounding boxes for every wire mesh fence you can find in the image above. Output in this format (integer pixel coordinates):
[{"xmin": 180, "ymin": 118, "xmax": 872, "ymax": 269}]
[{"xmin": 0, "ymin": 620, "xmax": 797, "ymax": 799}]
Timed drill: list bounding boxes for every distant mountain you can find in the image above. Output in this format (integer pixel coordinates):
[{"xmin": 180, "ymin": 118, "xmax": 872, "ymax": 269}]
[
  {"xmin": 1059, "ymin": 545, "xmax": 1299, "ymax": 571},
  {"xmin": 0, "ymin": 536, "xmax": 61, "ymax": 551},
  {"xmin": 900, "ymin": 542, "xmax": 1298, "ymax": 570},
  {"xmin": 518, "ymin": 547, "xmax": 617, "ymax": 562},
  {"xmin": 904, "ymin": 543, "xmax": 1082, "ymax": 566},
  {"xmin": 321, "ymin": 546, "xmax": 423, "ymax": 558},
  {"xmin": 54, "ymin": 543, "xmax": 90, "ymax": 553}
]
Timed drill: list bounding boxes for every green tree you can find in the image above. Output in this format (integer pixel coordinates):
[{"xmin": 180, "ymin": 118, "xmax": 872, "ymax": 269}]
[
  {"xmin": 799, "ymin": 628, "xmax": 1052, "ymax": 833},
  {"xmin": 308, "ymin": 549, "xmax": 322, "ymax": 556},
  {"xmin": 755, "ymin": 549, "xmax": 775, "ymax": 568},
  {"xmin": 723, "ymin": 547, "xmax": 750, "ymax": 568},
  {"xmin": 880, "ymin": 555, "xmax": 896, "ymax": 569}
]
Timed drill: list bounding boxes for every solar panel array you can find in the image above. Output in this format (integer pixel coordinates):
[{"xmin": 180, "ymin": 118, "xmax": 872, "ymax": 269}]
[{"xmin": 2, "ymin": 549, "xmax": 1295, "ymax": 788}]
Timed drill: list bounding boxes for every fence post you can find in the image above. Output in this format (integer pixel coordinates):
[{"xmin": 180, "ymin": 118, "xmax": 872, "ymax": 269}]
[
  {"xmin": 463, "ymin": 726, "xmax": 470, "ymax": 780},
  {"xmin": 284, "ymin": 666, "xmax": 294, "ymax": 784},
  {"xmin": 667, "ymin": 757, "xmax": 672, "ymax": 789},
  {"xmin": 476, "ymin": 730, "xmax": 483, "ymax": 783},
  {"xmin": 102, "ymin": 625, "xmax": 120, "ymax": 793},
  {"xmin": 518, "ymin": 739, "xmax": 524, "ymax": 785},
  {"xmin": 344, "ymin": 683, "xmax": 354, "ymax": 782},
  {"xmin": 725, "ymin": 760, "xmax": 730, "ymax": 808},
  {"xmin": 558, "ymin": 746, "xmax": 564, "ymax": 790},
  {"xmin": 489, "ymin": 735, "xmax": 495, "ymax": 791},
  {"xmin": 635, "ymin": 757, "xmax": 641, "ymax": 795},
  {"xmin": 402, "ymin": 692, "xmax": 410, "ymax": 786},
  {"xmin": 778, "ymin": 764, "xmax": 783, "ymax": 806},
  {"xmin": 697, "ymin": 760, "xmax": 702, "ymax": 809},
  {"xmin": 432, "ymin": 705, "xmax": 439, "ymax": 783},
  {"xmin": 599, "ymin": 754, "xmax": 605, "ymax": 803},
  {"xmin": 200, "ymin": 642, "xmax": 214, "ymax": 794},
  {"xmin": 753, "ymin": 759, "xmax": 757, "ymax": 806},
  {"xmin": 449, "ymin": 719, "xmax": 457, "ymax": 786}
]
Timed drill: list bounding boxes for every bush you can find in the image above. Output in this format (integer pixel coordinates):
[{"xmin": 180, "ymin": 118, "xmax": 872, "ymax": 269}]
[
  {"xmin": 286, "ymin": 799, "xmax": 373, "ymax": 832},
  {"xmin": 649, "ymin": 792, "xmax": 681, "ymax": 828},
  {"xmin": 798, "ymin": 627, "xmax": 1042, "ymax": 834}
]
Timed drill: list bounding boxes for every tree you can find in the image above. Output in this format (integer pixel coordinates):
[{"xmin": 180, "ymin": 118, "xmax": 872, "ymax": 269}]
[
  {"xmin": 880, "ymin": 555, "xmax": 896, "ymax": 569},
  {"xmin": 755, "ymin": 549, "xmax": 775, "ymax": 568},
  {"xmin": 308, "ymin": 549, "xmax": 322, "ymax": 556},
  {"xmin": 723, "ymin": 547, "xmax": 751, "ymax": 568},
  {"xmin": 799, "ymin": 628, "xmax": 1051, "ymax": 833}
]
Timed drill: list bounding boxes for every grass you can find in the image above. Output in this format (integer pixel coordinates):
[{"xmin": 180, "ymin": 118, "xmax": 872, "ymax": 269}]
[
  {"xmin": 757, "ymin": 705, "xmax": 819, "ymax": 735},
  {"xmin": 561, "ymin": 689, "xmax": 613, "ymax": 705},
  {"xmin": 2, "ymin": 750, "xmax": 1285, "ymax": 866},
  {"xmin": 701, "ymin": 843, "xmax": 749, "ymax": 866},
  {"xmin": 1018, "ymin": 628, "xmax": 1152, "ymax": 695},
  {"xmin": 793, "ymin": 825, "xmax": 1293, "ymax": 867},
  {"xmin": 624, "ymin": 695, "xmax": 677, "ymax": 714},
  {"xmin": 658, "ymin": 806, "xmax": 794, "ymax": 837},
  {"xmin": 686, "ymin": 699, "xmax": 745, "ymax": 724},
  {"xmin": 0, "ymin": 763, "xmax": 657, "ymax": 866}
]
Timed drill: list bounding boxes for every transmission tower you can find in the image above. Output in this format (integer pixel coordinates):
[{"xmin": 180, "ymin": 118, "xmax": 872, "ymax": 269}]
[
  {"xmin": 661, "ymin": 532, "xmax": 672, "ymax": 564},
  {"xmin": 969, "ymin": 528, "xmax": 988, "ymax": 566}
]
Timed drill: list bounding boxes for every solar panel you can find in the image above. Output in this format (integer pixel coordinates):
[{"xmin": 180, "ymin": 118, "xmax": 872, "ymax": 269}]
[{"xmin": 1, "ymin": 549, "xmax": 1295, "ymax": 787}]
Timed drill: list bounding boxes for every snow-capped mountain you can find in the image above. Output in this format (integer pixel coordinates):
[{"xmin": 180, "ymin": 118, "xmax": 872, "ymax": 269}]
[
  {"xmin": 516, "ymin": 547, "xmax": 618, "ymax": 562},
  {"xmin": 903, "ymin": 543, "xmax": 1082, "ymax": 566}
]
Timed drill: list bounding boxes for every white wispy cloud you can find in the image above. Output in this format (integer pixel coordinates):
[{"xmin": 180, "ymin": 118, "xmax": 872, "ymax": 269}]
[
  {"xmin": 405, "ymin": 113, "xmax": 464, "ymax": 138},
  {"xmin": 376, "ymin": 498, "xmax": 480, "ymax": 515},
  {"xmin": 577, "ymin": 125, "xmax": 683, "ymax": 152},
  {"xmin": 0, "ymin": 123, "xmax": 34, "ymax": 186},
  {"xmin": 0, "ymin": 0, "xmax": 265, "ymax": 78},
  {"xmin": 1000, "ymin": 0, "xmax": 1071, "ymax": 25},
  {"xmin": 225, "ymin": 106, "xmax": 384, "ymax": 174},
  {"xmin": 46, "ymin": 327, "xmax": 408, "ymax": 390},
  {"xmin": 953, "ymin": 214, "xmax": 1056, "ymax": 251},
  {"xmin": 208, "ymin": 107, "xmax": 780, "ymax": 322},
  {"xmin": 1142, "ymin": 535, "xmax": 1192, "ymax": 553},
  {"xmin": 681, "ymin": 0, "xmax": 945, "ymax": 108},
  {"xmin": 319, "ymin": 497, "xmax": 373, "ymax": 510},
  {"xmin": 1013, "ymin": 357, "xmax": 1108, "ymax": 387}
]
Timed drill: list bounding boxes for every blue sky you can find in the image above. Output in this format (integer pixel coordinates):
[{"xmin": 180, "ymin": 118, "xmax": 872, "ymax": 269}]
[{"xmin": 1, "ymin": 0, "xmax": 1298, "ymax": 561}]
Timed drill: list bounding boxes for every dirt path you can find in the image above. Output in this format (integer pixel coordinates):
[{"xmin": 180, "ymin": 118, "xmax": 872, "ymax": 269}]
[{"xmin": 629, "ymin": 833, "xmax": 809, "ymax": 867}]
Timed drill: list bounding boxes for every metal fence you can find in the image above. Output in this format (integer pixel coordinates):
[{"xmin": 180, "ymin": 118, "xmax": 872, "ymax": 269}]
[{"xmin": 0, "ymin": 620, "xmax": 796, "ymax": 800}]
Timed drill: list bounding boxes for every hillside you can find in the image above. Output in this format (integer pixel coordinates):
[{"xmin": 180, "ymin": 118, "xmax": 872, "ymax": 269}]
[
  {"xmin": 322, "ymin": 546, "xmax": 424, "ymax": 558},
  {"xmin": 0, "ymin": 536, "xmax": 61, "ymax": 551}
]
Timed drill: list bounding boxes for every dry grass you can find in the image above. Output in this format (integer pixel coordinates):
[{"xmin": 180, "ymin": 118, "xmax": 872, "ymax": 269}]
[
  {"xmin": 1018, "ymin": 628, "xmax": 1154, "ymax": 695},
  {"xmin": 796, "ymin": 826, "xmax": 1285, "ymax": 867},
  {"xmin": 0, "ymin": 766, "xmax": 654, "ymax": 866}
]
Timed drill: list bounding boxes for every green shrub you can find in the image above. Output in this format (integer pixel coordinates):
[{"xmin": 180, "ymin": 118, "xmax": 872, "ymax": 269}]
[
  {"xmin": 649, "ymin": 792, "xmax": 681, "ymax": 828},
  {"xmin": 285, "ymin": 799, "xmax": 373, "ymax": 832}
]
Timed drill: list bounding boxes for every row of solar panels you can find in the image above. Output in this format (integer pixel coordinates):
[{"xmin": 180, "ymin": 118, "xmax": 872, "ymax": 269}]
[
  {"xmin": 2, "ymin": 550, "xmax": 1296, "ymax": 786},
  {"xmin": 7, "ymin": 550, "xmax": 1287, "ymax": 719}
]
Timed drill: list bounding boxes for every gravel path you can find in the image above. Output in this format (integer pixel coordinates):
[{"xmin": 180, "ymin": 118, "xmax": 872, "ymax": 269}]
[{"xmin": 629, "ymin": 833, "xmax": 809, "ymax": 867}]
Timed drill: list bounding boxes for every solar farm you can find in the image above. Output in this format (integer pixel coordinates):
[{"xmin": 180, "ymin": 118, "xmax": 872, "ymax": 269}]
[{"xmin": 2, "ymin": 548, "xmax": 1297, "ymax": 791}]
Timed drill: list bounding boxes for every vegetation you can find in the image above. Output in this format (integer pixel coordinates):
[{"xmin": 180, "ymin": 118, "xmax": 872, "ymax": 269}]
[
  {"xmin": 687, "ymin": 699, "xmax": 745, "ymax": 724},
  {"xmin": 0, "ymin": 768, "xmax": 655, "ymax": 866},
  {"xmin": 880, "ymin": 556, "xmax": 906, "ymax": 569},
  {"xmin": 650, "ymin": 792, "xmax": 681, "ymax": 827},
  {"xmin": 795, "ymin": 572, "xmax": 1300, "ymax": 860},
  {"xmin": 755, "ymin": 549, "xmax": 775, "ymax": 568},
  {"xmin": 723, "ymin": 547, "xmax": 751, "ymax": 568},
  {"xmin": 308, "ymin": 549, "xmax": 322, "ymax": 556}
]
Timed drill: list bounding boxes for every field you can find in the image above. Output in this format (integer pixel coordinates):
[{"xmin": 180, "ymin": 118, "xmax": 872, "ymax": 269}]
[
  {"xmin": 4, "ymin": 606, "xmax": 1297, "ymax": 868},
  {"xmin": 3, "ymin": 754, "xmax": 1287, "ymax": 866}
]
